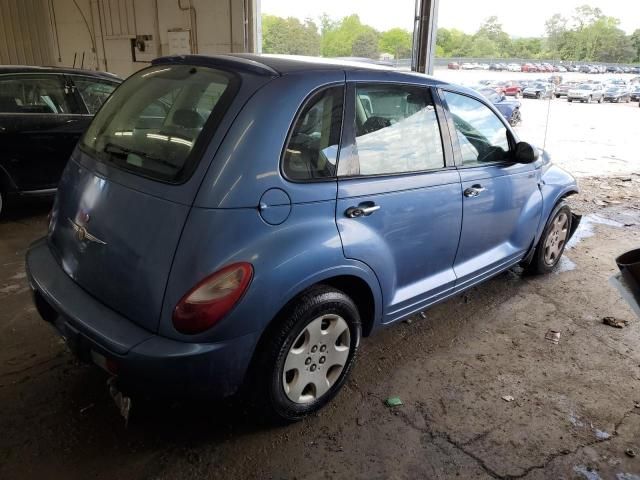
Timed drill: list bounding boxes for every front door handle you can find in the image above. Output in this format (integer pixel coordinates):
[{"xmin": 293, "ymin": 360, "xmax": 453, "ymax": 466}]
[
  {"xmin": 463, "ymin": 184, "xmax": 486, "ymax": 198},
  {"xmin": 345, "ymin": 202, "xmax": 380, "ymax": 218}
]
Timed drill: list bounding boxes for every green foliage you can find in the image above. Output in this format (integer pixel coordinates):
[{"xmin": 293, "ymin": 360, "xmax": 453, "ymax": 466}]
[
  {"xmin": 262, "ymin": 6, "xmax": 639, "ymax": 64},
  {"xmin": 261, "ymin": 14, "xmax": 320, "ymax": 56},
  {"xmin": 379, "ymin": 28, "xmax": 412, "ymax": 59}
]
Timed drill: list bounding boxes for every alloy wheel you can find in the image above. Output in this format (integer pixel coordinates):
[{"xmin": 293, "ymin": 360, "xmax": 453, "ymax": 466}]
[
  {"xmin": 543, "ymin": 212, "xmax": 569, "ymax": 266},
  {"xmin": 282, "ymin": 314, "xmax": 351, "ymax": 404}
]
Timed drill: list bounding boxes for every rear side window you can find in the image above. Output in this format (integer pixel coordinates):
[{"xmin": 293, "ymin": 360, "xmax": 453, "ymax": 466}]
[
  {"xmin": 0, "ymin": 74, "xmax": 76, "ymax": 114},
  {"xmin": 70, "ymin": 76, "xmax": 118, "ymax": 114},
  {"xmin": 282, "ymin": 86, "xmax": 344, "ymax": 181},
  {"xmin": 81, "ymin": 65, "xmax": 238, "ymax": 183},
  {"xmin": 350, "ymin": 84, "xmax": 444, "ymax": 176}
]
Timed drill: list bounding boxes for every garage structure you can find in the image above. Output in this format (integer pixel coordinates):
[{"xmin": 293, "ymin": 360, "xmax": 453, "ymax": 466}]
[{"xmin": 0, "ymin": 0, "xmax": 259, "ymax": 78}]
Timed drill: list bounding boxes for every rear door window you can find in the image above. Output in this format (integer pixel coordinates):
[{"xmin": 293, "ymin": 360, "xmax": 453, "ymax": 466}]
[
  {"xmin": 81, "ymin": 65, "xmax": 238, "ymax": 183},
  {"xmin": 0, "ymin": 74, "xmax": 77, "ymax": 114},
  {"xmin": 347, "ymin": 83, "xmax": 444, "ymax": 176},
  {"xmin": 69, "ymin": 75, "xmax": 119, "ymax": 114}
]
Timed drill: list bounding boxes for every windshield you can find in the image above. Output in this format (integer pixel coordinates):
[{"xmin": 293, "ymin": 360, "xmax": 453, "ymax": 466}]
[
  {"xmin": 577, "ymin": 84, "xmax": 592, "ymax": 90},
  {"xmin": 81, "ymin": 65, "xmax": 238, "ymax": 183}
]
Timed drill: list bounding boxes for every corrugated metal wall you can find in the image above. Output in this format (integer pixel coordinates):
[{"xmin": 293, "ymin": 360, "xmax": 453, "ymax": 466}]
[{"xmin": 0, "ymin": 0, "xmax": 54, "ymax": 65}]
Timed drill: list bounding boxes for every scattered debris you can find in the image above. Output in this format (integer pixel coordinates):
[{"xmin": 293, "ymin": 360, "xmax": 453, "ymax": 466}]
[
  {"xmin": 356, "ymin": 417, "xmax": 365, "ymax": 426},
  {"xmin": 626, "ymin": 449, "xmax": 637, "ymax": 458},
  {"xmin": 403, "ymin": 319, "xmax": 412, "ymax": 325},
  {"xmin": 545, "ymin": 330, "xmax": 561, "ymax": 344},
  {"xmin": 501, "ymin": 395, "xmax": 515, "ymax": 402},
  {"xmin": 419, "ymin": 312, "xmax": 427, "ymax": 319},
  {"xmin": 79, "ymin": 403, "xmax": 95, "ymax": 414},
  {"xmin": 107, "ymin": 377, "xmax": 131, "ymax": 427},
  {"xmin": 634, "ymin": 402, "xmax": 640, "ymax": 409},
  {"xmin": 602, "ymin": 316, "xmax": 628, "ymax": 329},
  {"xmin": 385, "ymin": 396, "xmax": 403, "ymax": 407},
  {"xmin": 573, "ymin": 465, "xmax": 602, "ymax": 480}
]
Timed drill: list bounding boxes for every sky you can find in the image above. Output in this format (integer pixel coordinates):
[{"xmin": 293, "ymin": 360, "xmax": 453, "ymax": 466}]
[{"xmin": 259, "ymin": 0, "xmax": 639, "ymax": 37}]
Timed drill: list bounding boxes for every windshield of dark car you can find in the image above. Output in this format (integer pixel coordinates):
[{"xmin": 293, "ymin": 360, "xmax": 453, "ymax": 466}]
[{"xmin": 81, "ymin": 65, "xmax": 237, "ymax": 183}]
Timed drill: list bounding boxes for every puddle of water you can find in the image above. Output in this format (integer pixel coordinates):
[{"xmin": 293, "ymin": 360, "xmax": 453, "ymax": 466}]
[
  {"xmin": 10, "ymin": 271, "xmax": 26, "ymax": 280},
  {"xmin": 567, "ymin": 214, "xmax": 624, "ymax": 249},
  {"xmin": 0, "ymin": 284, "xmax": 20, "ymax": 294},
  {"xmin": 574, "ymin": 465, "xmax": 602, "ymax": 480},
  {"xmin": 617, "ymin": 474, "xmax": 640, "ymax": 480},
  {"xmin": 555, "ymin": 256, "xmax": 577, "ymax": 274}
]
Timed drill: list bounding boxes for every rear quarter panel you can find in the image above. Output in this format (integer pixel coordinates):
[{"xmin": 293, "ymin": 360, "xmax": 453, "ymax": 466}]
[{"xmin": 159, "ymin": 204, "xmax": 382, "ymax": 343}]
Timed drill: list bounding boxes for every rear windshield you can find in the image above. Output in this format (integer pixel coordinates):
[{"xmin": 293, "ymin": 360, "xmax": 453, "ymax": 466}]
[{"xmin": 81, "ymin": 65, "xmax": 237, "ymax": 182}]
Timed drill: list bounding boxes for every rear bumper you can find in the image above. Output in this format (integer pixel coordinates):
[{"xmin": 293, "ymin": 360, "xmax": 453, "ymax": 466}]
[{"xmin": 26, "ymin": 238, "xmax": 256, "ymax": 398}]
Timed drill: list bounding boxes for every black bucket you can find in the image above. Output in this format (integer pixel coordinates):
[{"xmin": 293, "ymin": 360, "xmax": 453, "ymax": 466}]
[{"xmin": 616, "ymin": 248, "xmax": 640, "ymax": 302}]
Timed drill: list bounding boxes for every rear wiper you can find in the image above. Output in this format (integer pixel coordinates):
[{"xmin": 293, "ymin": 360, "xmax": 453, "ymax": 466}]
[{"xmin": 103, "ymin": 142, "xmax": 180, "ymax": 170}]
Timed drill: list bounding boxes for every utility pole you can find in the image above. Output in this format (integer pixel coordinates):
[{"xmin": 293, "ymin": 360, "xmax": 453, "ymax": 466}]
[{"xmin": 412, "ymin": 0, "xmax": 439, "ymax": 74}]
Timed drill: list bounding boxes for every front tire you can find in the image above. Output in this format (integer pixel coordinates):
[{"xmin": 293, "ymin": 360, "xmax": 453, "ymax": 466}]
[
  {"xmin": 254, "ymin": 286, "xmax": 361, "ymax": 422},
  {"xmin": 525, "ymin": 202, "xmax": 573, "ymax": 275}
]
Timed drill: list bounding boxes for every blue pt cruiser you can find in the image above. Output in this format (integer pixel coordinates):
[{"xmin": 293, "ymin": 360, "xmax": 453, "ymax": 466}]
[{"xmin": 26, "ymin": 55, "xmax": 580, "ymax": 421}]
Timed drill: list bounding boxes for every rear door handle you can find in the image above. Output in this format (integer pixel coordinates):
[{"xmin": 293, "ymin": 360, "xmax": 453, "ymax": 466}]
[
  {"xmin": 345, "ymin": 202, "xmax": 380, "ymax": 218},
  {"xmin": 464, "ymin": 184, "xmax": 486, "ymax": 197}
]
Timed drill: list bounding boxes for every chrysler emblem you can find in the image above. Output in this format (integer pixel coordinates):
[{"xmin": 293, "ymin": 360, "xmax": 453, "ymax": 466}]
[{"xmin": 68, "ymin": 218, "xmax": 107, "ymax": 245}]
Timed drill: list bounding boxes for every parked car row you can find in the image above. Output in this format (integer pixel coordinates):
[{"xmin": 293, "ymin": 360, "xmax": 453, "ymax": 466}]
[
  {"xmin": 472, "ymin": 76, "xmax": 640, "ymax": 106},
  {"xmin": 448, "ymin": 62, "xmax": 640, "ymax": 74}
]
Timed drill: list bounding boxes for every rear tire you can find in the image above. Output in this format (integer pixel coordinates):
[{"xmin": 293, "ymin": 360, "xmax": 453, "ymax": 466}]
[
  {"xmin": 252, "ymin": 286, "xmax": 361, "ymax": 422},
  {"xmin": 525, "ymin": 202, "xmax": 573, "ymax": 275}
]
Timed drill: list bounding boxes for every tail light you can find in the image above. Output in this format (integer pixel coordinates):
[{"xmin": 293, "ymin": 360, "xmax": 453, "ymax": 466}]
[{"xmin": 172, "ymin": 262, "xmax": 253, "ymax": 334}]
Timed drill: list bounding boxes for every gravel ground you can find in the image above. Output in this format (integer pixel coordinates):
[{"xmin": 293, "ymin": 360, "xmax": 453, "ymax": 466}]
[{"xmin": 1, "ymin": 86, "xmax": 639, "ymax": 479}]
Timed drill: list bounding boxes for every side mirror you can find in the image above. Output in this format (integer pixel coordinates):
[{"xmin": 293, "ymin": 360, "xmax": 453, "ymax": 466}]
[{"xmin": 514, "ymin": 141, "xmax": 539, "ymax": 164}]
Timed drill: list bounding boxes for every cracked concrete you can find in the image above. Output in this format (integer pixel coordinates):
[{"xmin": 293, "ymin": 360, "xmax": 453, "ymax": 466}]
[{"xmin": 1, "ymin": 180, "xmax": 639, "ymax": 479}]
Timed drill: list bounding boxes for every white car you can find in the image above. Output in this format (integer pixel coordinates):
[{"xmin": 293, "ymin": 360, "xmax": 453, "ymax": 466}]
[
  {"xmin": 567, "ymin": 83, "xmax": 604, "ymax": 103},
  {"xmin": 507, "ymin": 63, "xmax": 521, "ymax": 72},
  {"xmin": 461, "ymin": 62, "xmax": 475, "ymax": 70}
]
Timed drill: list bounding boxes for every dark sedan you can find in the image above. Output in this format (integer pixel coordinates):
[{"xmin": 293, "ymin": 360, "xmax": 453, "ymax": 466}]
[
  {"xmin": 629, "ymin": 85, "xmax": 640, "ymax": 101},
  {"xmin": 477, "ymin": 87, "xmax": 522, "ymax": 126},
  {"xmin": 0, "ymin": 66, "xmax": 121, "ymax": 215},
  {"xmin": 603, "ymin": 86, "xmax": 631, "ymax": 103}
]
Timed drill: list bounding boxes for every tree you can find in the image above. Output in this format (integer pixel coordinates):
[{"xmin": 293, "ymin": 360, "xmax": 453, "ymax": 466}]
[
  {"xmin": 436, "ymin": 28, "xmax": 473, "ymax": 57},
  {"xmin": 352, "ymin": 30, "xmax": 380, "ymax": 58},
  {"xmin": 261, "ymin": 15, "xmax": 320, "ymax": 56},
  {"xmin": 379, "ymin": 28, "xmax": 412, "ymax": 59},
  {"xmin": 545, "ymin": 14, "xmax": 568, "ymax": 57},
  {"xmin": 320, "ymin": 14, "xmax": 378, "ymax": 58},
  {"xmin": 631, "ymin": 29, "xmax": 640, "ymax": 62}
]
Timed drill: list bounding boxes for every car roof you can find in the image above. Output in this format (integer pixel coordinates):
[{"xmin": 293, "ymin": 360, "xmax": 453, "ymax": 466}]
[
  {"xmin": 152, "ymin": 53, "xmax": 448, "ymax": 87},
  {"xmin": 0, "ymin": 65, "xmax": 122, "ymax": 80}
]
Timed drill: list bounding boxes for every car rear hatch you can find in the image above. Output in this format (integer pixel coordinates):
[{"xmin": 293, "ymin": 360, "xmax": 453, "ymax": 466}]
[{"xmin": 48, "ymin": 58, "xmax": 276, "ymax": 333}]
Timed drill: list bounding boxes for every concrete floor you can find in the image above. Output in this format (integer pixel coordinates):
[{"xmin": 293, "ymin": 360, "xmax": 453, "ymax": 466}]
[{"xmin": 1, "ymin": 110, "xmax": 640, "ymax": 479}]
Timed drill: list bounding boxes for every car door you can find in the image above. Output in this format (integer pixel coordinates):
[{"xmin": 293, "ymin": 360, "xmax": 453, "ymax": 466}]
[
  {"xmin": 0, "ymin": 73, "xmax": 83, "ymax": 191},
  {"xmin": 440, "ymin": 89, "xmax": 543, "ymax": 290},
  {"xmin": 336, "ymin": 79, "xmax": 462, "ymax": 323}
]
